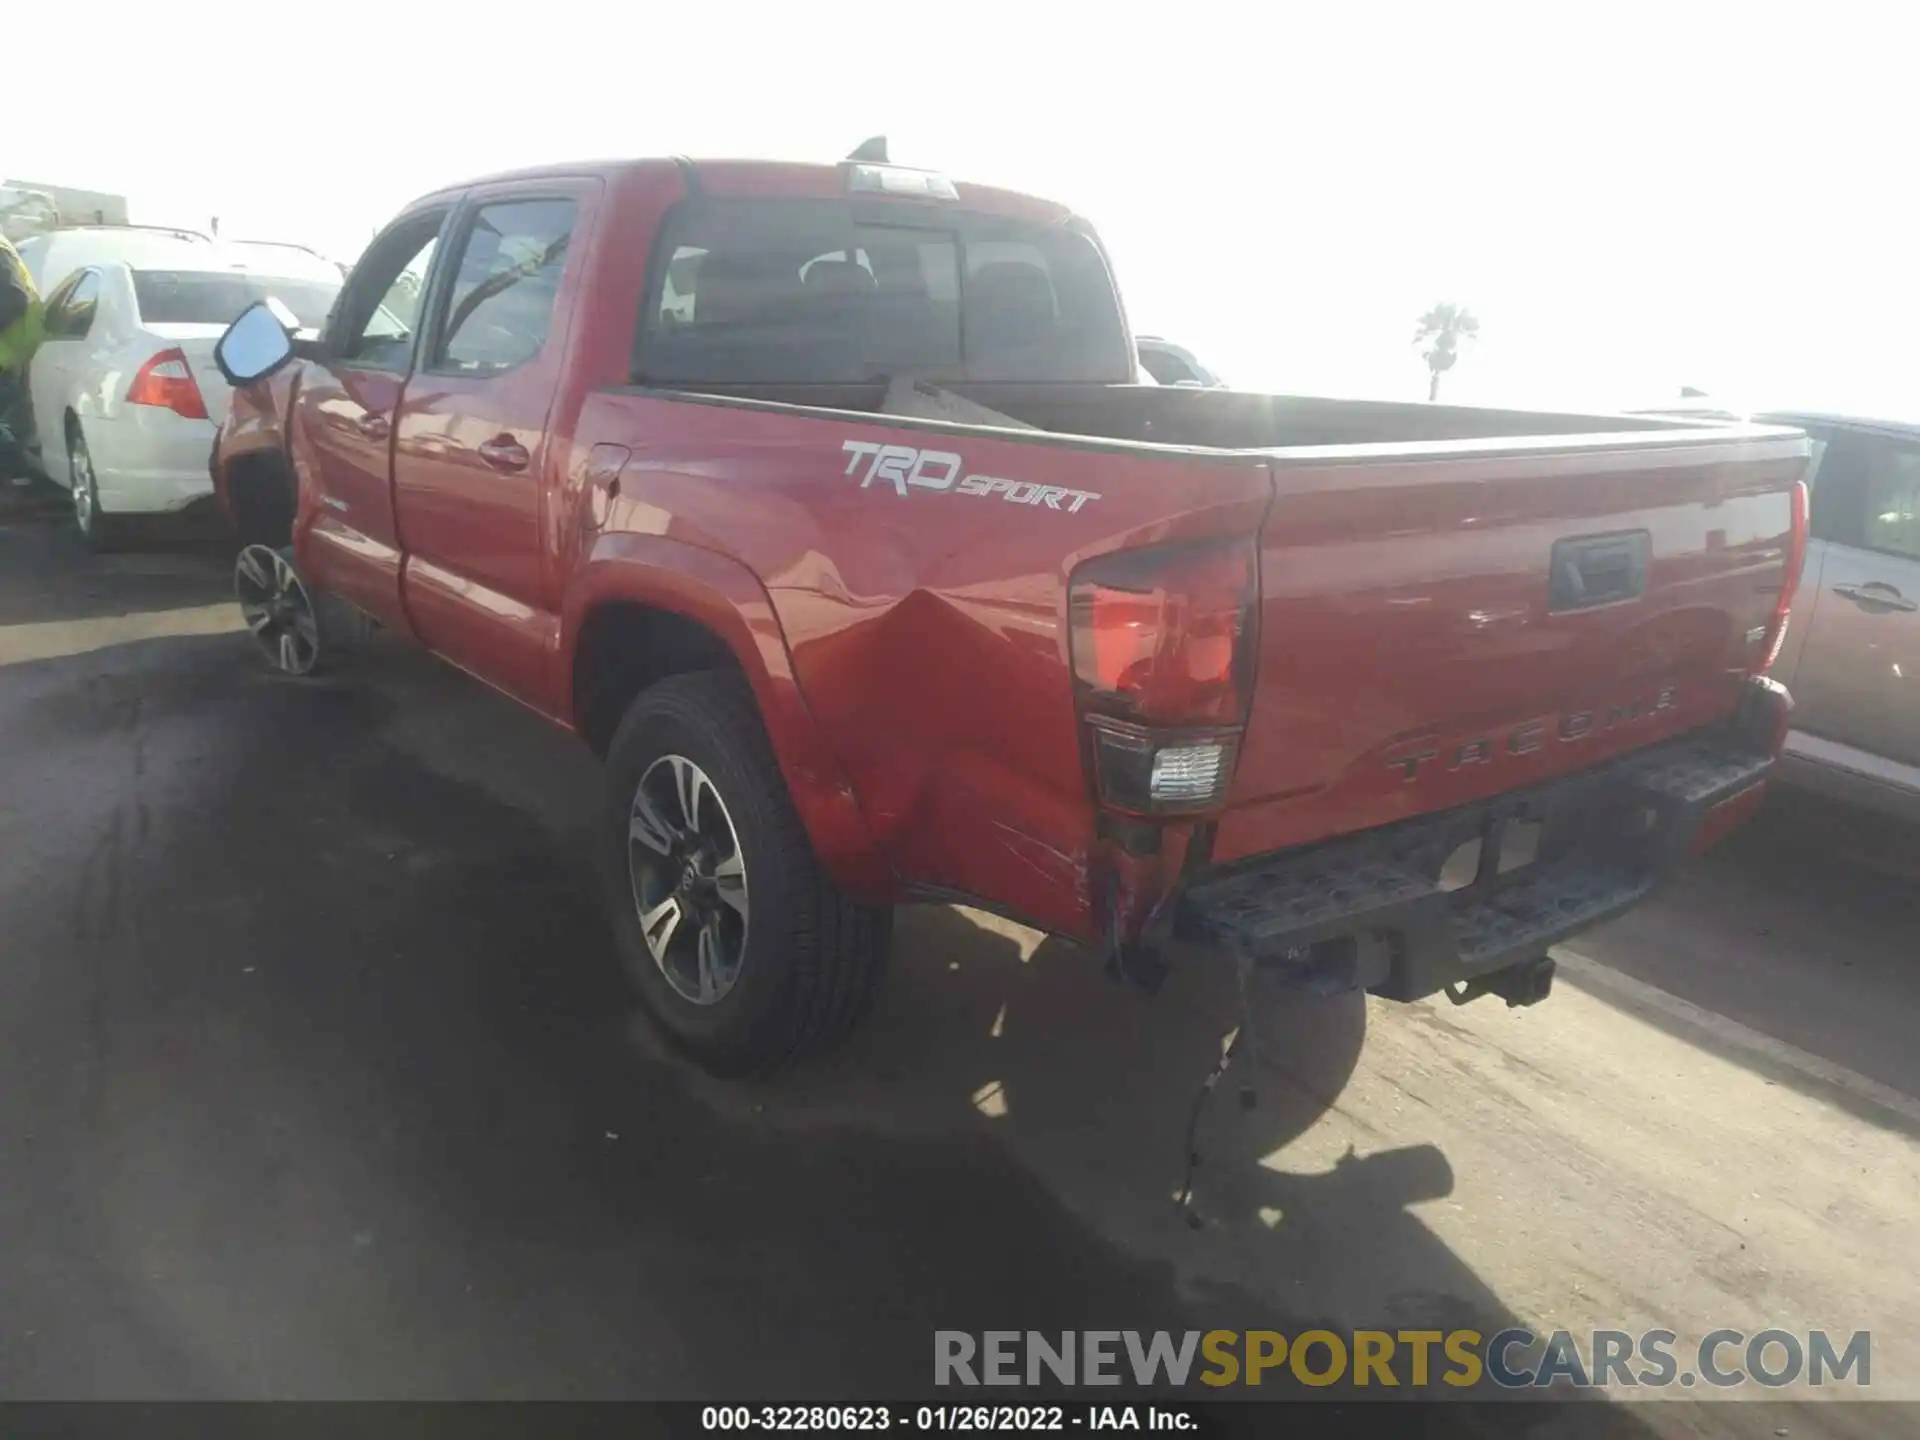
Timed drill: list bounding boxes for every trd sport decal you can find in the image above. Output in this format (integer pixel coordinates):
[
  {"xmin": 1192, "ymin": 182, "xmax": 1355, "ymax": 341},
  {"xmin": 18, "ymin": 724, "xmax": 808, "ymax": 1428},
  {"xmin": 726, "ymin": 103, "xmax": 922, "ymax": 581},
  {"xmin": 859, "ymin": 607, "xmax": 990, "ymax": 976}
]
[{"xmin": 841, "ymin": 440, "xmax": 1101, "ymax": 513}]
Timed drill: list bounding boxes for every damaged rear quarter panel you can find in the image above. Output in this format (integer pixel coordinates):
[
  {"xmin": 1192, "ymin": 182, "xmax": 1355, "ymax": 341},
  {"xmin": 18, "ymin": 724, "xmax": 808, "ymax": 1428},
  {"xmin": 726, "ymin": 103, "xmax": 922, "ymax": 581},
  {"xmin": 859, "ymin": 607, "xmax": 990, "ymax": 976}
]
[{"xmin": 591, "ymin": 391, "xmax": 1271, "ymax": 940}]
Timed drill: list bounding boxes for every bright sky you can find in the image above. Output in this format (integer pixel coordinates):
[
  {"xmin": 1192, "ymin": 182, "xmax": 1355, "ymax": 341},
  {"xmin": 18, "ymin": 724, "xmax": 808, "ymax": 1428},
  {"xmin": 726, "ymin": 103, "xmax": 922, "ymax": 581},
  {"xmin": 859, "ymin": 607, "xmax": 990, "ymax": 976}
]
[{"xmin": 9, "ymin": 1, "xmax": 1912, "ymax": 416}]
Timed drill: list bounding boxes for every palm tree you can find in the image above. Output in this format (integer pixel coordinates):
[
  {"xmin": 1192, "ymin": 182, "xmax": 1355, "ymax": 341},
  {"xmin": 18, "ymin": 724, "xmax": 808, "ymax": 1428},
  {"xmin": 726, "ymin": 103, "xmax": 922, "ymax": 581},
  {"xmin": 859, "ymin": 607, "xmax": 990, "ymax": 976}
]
[{"xmin": 1414, "ymin": 302, "xmax": 1480, "ymax": 401}]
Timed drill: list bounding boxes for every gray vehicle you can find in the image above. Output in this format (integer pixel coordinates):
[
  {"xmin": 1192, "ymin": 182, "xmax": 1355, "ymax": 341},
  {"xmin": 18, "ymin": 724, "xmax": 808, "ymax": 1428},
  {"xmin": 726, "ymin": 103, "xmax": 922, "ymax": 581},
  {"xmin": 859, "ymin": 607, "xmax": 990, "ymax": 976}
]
[{"xmin": 1761, "ymin": 412, "xmax": 1920, "ymax": 821}]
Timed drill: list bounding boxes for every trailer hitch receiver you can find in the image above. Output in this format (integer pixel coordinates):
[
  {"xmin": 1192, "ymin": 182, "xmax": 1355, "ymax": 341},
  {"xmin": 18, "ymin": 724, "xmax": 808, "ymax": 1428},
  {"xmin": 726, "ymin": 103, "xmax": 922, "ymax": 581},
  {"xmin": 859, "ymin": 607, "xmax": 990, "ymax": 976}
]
[{"xmin": 1446, "ymin": 955, "xmax": 1556, "ymax": 1009}]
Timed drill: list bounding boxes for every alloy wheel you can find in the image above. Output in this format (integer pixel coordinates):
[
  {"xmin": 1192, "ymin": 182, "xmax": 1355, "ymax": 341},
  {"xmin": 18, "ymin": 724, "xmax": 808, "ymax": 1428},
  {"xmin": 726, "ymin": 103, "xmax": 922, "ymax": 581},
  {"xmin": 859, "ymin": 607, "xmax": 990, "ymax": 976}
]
[
  {"xmin": 235, "ymin": 545, "xmax": 321, "ymax": 676},
  {"xmin": 70, "ymin": 434, "xmax": 96, "ymax": 537},
  {"xmin": 627, "ymin": 754, "xmax": 750, "ymax": 1006}
]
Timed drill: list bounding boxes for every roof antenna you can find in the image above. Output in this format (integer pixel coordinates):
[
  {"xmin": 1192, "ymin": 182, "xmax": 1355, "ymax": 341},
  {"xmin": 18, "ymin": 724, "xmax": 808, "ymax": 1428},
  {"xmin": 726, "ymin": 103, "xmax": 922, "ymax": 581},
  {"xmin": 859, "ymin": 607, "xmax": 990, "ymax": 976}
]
[{"xmin": 846, "ymin": 136, "xmax": 889, "ymax": 163}]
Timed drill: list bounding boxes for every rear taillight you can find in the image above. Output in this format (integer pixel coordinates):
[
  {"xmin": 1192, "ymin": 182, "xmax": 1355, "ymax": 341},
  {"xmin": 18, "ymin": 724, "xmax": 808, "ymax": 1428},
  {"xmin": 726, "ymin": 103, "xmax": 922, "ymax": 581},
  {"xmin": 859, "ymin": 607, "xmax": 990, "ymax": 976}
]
[
  {"xmin": 1069, "ymin": 535, "xmax": 1258, "ymax": 815},
  {"xmin": 127, "ymin": 348, "xmax": 209, "ymax": 420},
  {"xmin": 1757, "ymin": 478, "xmax": 1809, "ymax": 673}
]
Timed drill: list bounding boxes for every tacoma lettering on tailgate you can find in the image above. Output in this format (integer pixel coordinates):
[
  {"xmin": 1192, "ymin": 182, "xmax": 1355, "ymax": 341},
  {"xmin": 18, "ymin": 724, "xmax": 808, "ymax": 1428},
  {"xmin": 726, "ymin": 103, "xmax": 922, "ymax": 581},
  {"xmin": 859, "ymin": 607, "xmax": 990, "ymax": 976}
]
[{"xmin": 1388, "ymin": 685, "xmax": 1680, "ymax": 782}]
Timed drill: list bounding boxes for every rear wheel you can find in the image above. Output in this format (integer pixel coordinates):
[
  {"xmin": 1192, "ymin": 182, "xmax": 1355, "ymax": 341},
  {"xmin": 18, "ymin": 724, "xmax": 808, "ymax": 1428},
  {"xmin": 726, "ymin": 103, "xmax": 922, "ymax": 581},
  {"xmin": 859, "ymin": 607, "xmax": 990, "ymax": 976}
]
[
  {"xmin": 67, "ymin": 421, "xmax": 120, "ymax": 553},
  {"xmin": 602, "ymin": 670, "xmax": 890, "ymax": 1075}
]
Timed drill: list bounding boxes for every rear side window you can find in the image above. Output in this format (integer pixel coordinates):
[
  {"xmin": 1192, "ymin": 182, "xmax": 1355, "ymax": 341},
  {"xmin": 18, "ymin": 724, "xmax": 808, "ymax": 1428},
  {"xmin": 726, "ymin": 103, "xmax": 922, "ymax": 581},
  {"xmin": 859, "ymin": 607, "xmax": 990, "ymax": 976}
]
[
  {"xmin": 1800, "ymin": 429, "xmax": 1920, "ymax": 559},
  {"xmin": 43, "ymin": 269, "xmax": 100, "ymax": 338},
  {"xmin": 1766, "ymin": 421, "xmax": 1843, "ymax": 542},
  {"xmin": 430, "ymin": 198, "xmax": 575, "ymax": 375},
  {"xmin": 1863, "ymin": 441, "xmax": 1920, "ymax": 560},
  {"xmin": 633, "ymin": 199, "xmax": 1130, "ymax": 385},
  {"xmin": 132, "ymin": 270, "xmax": 340, "ymax": 329}
]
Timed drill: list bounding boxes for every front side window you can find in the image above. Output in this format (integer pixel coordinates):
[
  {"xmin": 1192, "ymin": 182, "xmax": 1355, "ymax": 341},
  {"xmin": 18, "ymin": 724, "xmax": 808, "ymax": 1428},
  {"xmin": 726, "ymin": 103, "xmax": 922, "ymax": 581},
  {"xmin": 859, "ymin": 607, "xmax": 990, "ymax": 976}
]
[
  {"xmin": 430, "ymin": 198, "xmax": 575, "ymax": 375},
  {"xmin": 336, "ymin": 211, "xmax": 446, "ymax": 370},
  {"xmin": 633, "ymin": 199, "xmax": 1130, "ymax": 385}
]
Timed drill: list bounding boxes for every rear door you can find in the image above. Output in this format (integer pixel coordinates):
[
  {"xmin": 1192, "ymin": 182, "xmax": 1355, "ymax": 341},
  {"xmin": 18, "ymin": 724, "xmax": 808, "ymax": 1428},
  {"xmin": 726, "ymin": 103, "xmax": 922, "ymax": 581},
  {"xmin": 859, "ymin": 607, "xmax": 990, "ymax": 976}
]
[
  {"xmin": 391, "ymin": 183, "xmax": 590, "ymax": 714},
  {"xmin": 27, "ymin": 268, "xmax": 100, "ymax": 484},
  {"xmin": 1781, "ymin": 425, "xmax": 1920, "ymax": 773},
  {"xmin": 288, "ymin": 206, "xmax": 449, "ymax": 632}
]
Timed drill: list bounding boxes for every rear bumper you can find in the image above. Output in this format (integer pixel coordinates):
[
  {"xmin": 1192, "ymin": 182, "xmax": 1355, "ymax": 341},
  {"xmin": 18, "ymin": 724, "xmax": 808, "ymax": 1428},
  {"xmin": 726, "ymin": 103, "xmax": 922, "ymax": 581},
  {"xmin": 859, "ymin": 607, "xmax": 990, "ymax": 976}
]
[
  {"xmin": 1172, "ymin": 680, "xmax": 1787, "ymax": 1002},
  {"xmin": 84, "ymin": 411, "xmax": 218, "ymax": 515}
]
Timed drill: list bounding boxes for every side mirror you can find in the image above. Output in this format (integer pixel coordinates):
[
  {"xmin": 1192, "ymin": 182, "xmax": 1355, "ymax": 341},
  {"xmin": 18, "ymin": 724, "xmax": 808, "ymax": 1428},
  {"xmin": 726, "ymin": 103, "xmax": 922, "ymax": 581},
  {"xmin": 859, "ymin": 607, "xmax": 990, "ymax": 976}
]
[{"xmin": 214, "ymin": 297, "xmax": 302, "ymax": 386}]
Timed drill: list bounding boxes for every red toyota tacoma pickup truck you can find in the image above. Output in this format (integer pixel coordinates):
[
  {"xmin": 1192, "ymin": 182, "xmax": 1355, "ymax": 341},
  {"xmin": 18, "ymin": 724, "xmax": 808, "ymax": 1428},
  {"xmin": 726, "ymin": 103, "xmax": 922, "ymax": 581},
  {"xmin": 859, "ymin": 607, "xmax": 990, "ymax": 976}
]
[{"xmin": 208, "ymin": 151, "xmax": 1809, "ymax": 1076}]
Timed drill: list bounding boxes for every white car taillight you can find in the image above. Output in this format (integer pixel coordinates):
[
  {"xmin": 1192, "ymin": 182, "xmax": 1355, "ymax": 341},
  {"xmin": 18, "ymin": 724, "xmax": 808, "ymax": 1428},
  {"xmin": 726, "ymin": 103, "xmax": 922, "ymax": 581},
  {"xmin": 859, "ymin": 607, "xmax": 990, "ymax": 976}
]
[{"xmin": 127, "ymin": 349, "xmax": 209, "ymax": 421}]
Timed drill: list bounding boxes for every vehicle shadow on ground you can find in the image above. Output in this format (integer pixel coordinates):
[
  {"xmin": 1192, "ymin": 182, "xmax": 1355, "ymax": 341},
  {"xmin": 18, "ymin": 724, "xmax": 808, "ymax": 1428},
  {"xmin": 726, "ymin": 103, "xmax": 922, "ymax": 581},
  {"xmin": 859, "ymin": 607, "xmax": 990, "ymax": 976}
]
[
  {"xmin": 673, "ymin": 906, "xmax": 1492, "ymax": 1334},
  {"xmin": 0, "ymin": 626, "xmax": 1660, "ymax": 1431},
  {"xmin": 1569, "ymin": 787, "xmax": 1920, "ymax": 1142},
  {"xmin": 0, "ymin": 508, "xmax": 231, "ymax": 629}
]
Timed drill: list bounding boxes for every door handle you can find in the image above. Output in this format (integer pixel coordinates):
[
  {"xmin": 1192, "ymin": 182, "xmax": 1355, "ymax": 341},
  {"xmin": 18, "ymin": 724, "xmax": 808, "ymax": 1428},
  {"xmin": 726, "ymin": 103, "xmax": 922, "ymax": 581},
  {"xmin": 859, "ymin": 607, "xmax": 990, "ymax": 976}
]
[
  {"xmin": 353, "ymin": 412, "xmax": 390, "ymax": 439},
  {"xmin": 1833, "ymin": 581, "xmax": 1919, "ymax": 613},
  {"xmin": 478, "ymin": 435, "xmax": 530, "ymax": 473}
]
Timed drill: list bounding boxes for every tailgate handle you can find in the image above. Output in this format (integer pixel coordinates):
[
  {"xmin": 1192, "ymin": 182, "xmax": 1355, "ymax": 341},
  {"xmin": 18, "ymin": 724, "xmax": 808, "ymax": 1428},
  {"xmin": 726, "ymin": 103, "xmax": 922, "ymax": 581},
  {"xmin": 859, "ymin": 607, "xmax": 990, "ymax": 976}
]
[{"xmin": 1549, "ymin": 531, "xmax": 1650, "ymax": 612}]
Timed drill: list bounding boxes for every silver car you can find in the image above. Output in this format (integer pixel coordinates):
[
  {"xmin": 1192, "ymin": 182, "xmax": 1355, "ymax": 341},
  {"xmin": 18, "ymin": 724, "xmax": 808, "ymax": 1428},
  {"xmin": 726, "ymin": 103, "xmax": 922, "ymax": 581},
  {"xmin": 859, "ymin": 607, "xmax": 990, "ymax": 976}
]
[{"xmin": 1761, "ymin": 412, "xmax": 1920, "ymax": 821}]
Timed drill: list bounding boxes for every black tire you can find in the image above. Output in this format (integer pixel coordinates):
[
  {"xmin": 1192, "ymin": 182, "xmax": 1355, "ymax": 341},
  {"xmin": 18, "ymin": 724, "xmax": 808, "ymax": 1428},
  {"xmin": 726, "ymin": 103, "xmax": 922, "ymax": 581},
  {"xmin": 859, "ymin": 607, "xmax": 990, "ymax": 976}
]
[
  {"xmin": 602, "ymin": 670, "xmax": 890, "ymax": 1075},
  {"xmin": 66, "ymin": 419, "xmax": 121, "ymax": 553}
]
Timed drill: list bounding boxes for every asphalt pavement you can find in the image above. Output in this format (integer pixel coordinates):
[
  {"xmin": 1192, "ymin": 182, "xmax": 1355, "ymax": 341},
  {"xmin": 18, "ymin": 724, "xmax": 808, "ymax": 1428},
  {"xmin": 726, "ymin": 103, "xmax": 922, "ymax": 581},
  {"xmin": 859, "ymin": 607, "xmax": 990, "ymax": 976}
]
[{"xmin": 2, "ymin": 501, "xmax": 1916, "ymax": 1433}]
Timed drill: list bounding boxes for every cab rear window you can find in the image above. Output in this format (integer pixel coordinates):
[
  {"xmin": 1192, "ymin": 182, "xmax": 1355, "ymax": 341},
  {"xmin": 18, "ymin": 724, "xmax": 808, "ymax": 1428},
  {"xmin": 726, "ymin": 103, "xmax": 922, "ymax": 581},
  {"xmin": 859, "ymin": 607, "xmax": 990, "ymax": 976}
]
[{"xmin": 633, "ymin": 199, "xmax": 1130, "ymax": 385}]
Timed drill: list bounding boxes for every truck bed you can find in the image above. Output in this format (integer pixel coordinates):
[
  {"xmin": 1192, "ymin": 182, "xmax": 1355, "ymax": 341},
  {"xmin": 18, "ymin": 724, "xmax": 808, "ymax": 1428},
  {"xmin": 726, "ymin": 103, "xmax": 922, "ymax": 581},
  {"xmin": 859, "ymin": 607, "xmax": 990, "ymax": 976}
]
[{"xmin": 649, "ymin": 378, "xmax": 1706, "ymax": 451}]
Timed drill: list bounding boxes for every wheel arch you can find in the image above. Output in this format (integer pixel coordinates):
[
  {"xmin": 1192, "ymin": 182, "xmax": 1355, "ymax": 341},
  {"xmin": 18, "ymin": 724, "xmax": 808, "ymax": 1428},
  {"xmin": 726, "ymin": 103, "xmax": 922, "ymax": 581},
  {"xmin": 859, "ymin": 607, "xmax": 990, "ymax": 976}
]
[
  {"xmin": 212, "ymin": 364, "xmax": 307, "ymax": 547},
  {"xmin": 562, "ymin": 535, "xmax": 889, "ymax": 897},
  {"xmin": 221, "ymin": 447, "xmax": 298, "ymax": 548},
  {"xmin": 61, "ymin": 409, "xmax": 87, "ymax": 505}
]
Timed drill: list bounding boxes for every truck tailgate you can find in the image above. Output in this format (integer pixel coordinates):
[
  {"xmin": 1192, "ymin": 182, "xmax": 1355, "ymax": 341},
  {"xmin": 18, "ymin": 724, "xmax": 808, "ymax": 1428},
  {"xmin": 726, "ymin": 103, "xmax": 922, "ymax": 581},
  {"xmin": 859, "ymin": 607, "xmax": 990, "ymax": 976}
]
[{"xmin": 1214, "ymin": 430, "xmax": 1810, "ymax": 864}]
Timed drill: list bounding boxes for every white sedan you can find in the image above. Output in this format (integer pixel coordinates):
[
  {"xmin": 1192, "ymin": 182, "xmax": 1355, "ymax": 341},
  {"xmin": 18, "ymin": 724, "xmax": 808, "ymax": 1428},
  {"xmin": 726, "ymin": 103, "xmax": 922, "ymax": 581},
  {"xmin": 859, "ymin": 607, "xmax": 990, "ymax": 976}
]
[{"xmin": 29, "ymin": 259, "xmax": 338, "ymax": 547}]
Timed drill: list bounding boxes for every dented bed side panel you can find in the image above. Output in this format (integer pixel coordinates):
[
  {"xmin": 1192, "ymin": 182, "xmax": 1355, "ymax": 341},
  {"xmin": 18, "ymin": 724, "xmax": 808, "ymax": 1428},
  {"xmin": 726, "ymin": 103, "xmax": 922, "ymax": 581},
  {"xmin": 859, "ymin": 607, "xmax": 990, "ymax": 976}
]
[{"xmin": 572, "ymin": 388, "xmax": 1272, "ymax": 940}]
